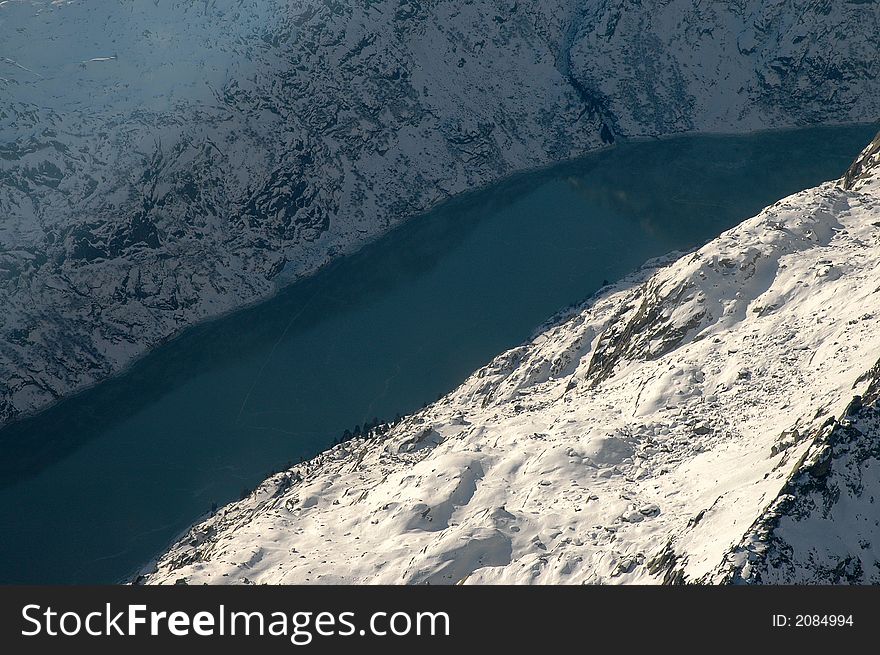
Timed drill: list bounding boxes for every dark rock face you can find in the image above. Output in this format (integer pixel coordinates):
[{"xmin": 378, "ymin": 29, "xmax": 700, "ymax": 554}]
[
  {"xmin": 843, "ymin": 131, "xmax": 880, "ymax": 189},
  {"xmin": 584, "ymin": 276, "xmax": 706, "ymax": 386},
  {"xmin": 709, "ymin": 359, "xmax": 880, "ymax": 584}
]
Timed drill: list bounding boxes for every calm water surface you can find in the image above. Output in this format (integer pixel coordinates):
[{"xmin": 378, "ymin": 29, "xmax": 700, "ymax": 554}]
[{"xmin": 0, "ymin": 125, "xmax": 875, "ymax": 583}]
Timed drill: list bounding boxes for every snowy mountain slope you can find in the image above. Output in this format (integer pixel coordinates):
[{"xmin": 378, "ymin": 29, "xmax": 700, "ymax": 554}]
[
  {"xmin": 2, "ymin": 0, "xmax": 880, "ymax": 428},
  {"xmin": 705, "ymin": 133, "xmax": 880, "ymax": 585},
  {"xmin": 143, "ymin": 132, "xmax": 880, "ymax": 585},
  {"xmin": 705, "ymin": 373, "xmax": 880, "ymax": 584}
]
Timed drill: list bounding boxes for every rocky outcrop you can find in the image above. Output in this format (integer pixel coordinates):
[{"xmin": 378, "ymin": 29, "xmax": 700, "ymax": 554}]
[
  {"xmin": 843, "ymin": 131, "xmax": 880, "ymax": 189},
  {"xmin": 703, "ymin": 359, "xmax": 880, "ymax": 584}
]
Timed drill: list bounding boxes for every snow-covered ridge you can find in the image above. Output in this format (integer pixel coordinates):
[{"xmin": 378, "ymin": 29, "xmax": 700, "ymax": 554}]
[
  {"xmin": 143, "ymin": 132, "xmax": 880, "ymax": 584},
  {"xmin": 2, "ymin": 0, "xmax": 880, "ymax": 428}
]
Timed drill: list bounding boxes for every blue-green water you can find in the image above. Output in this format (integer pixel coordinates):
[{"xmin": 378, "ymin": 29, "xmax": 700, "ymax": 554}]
[{"xmin": 0, "ymin": 125, "xmax": 875, "ymax": 584}]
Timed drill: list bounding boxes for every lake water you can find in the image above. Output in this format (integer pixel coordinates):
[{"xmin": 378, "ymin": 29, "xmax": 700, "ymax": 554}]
[{"xmin": 0, "ymin": 125, "xmax": 875, "ymax": 584}]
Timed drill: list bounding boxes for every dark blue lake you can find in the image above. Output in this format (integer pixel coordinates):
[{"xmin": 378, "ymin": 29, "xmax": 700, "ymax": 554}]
[{"xmin": 0, "ymin": 125, "xmax": 875, "ymax": 583}]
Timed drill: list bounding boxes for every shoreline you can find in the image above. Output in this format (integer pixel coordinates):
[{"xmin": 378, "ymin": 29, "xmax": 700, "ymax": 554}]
[{"xmin": 3, "ymin": 120, "xmax": 877, "ymax": 438}]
